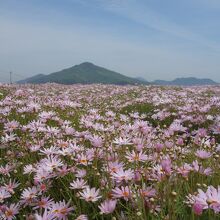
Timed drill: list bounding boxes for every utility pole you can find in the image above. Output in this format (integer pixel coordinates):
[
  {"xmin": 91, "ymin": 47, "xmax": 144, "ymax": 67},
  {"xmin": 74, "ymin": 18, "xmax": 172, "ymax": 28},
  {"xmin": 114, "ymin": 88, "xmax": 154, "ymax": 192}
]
[{"xmin": 10, "ymin": 71, "xmax": 12, "ymax": 84}]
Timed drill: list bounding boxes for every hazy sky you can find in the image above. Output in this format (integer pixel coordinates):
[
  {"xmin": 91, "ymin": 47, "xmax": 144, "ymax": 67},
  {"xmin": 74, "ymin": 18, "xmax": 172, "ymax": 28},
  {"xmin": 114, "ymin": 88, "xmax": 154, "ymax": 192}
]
[{"xmin": 0, "ymin": 0, "xmax": 220, "ymax": 83}]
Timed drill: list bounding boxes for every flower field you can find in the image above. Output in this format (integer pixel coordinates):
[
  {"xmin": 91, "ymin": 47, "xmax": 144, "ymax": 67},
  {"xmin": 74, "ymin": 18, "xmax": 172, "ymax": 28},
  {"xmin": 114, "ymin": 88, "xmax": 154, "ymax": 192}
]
[{"xmin": 0, "ymin": 83, "xmax": 220, "ymax": 220}]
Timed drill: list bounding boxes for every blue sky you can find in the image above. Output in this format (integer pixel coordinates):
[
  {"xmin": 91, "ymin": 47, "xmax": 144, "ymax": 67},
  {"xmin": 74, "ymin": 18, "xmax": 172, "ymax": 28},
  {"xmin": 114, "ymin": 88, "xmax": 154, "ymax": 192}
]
[{"xmin": 0, "ymin": 0, "xmax": 220, "ymax": 82}]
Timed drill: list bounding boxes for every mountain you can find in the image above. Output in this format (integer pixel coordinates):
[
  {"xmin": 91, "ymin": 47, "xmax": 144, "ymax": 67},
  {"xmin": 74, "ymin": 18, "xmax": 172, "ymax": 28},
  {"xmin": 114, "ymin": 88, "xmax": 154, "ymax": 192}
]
[
  {"xmin": 153, "ymin": 77, "xmax": 218, "ymax": 86},
  {"xmin": 17, "ymin": 65, "xmax": 218, "ymax": 86},
  {"xmin": 18, "ymin": 74, "xmax": 45, "ymax": 84},
  {"xmin": 135, "ymin": 77, "xmax": 148, "ymax": 82},
  {"xmin": 18, "ymin": 62, "xmax": 146, "ymax": 85}
]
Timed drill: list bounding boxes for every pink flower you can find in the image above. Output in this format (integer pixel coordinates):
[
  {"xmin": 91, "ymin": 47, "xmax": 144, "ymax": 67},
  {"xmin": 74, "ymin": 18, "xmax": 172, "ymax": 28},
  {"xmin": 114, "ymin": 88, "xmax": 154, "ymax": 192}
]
[
  {"xmin": 98, "ymin": 199, "xmax": 117, "ymax": 214},
  {"xmin": 193, "ymin": 186, "xmax": 220, "ymax": 213},
  {"xmin": 4, "ymin": 120, "xmax": 20, "ymax": 132},
  {"xmin": 0, "ymin": 188, "xmax": 11, "ymax": 203},
  {"xmin": 154, "ymin": 142, "xmax": 164, "ymax": 152},
  {"xmin": 2, "ymin": 203, "xmax": 20, "ymax": 220},
  {"xmin": 195, "ymin": 150, "xmax": 212, "ymax": 159},
  {"xmin": 21, "ymin": 186, "xmax": 38, "ymax": 204},
  {"xmin": 193, "ymin": 202, "xmax": 204, "ymax": 215},
  {"xmin": 50, "ymin": 200, "xmax": 74, "ymax": 219},
  {"xmin": 113, "ymin": 137, "xmax": 132, "ymax": 145},
  {"xmin": 193, "ymin": 189, "xmax": 208, "ymax": 209},
  {"xmin": 76, "ymin": 153, "xmax": 93, "ymax": 166},
  {"xmin": 75, "ymin": 169, "xmax": 87, "ymax": 178},
  {"xmin": 64, "ymin": 126, "xmax": 75, "ymax": 135},
  {"xmin": 206, "ymin": 186, "xmax": 220, "ymax": 213},
  {"xmin": 1, "ymin": 133, "xmax": 16, "ymax": 143},
  {"xmin": 186, "ymin": 186, "xmax": 220, "ymax": 214},
  {"xmin": 201, "ymin": 167, "xmax": 213, "ymax": 176},
  {"xmin": 177, "ymin": 163, "xmax": 192, "ymax": 177},
  {"xmin": 0, "ymin": 164, "xmax": 13, "ymax": 176},
  {"xmin": 33, "ymin": 196, "xmax": 54, "ymax": 210},
  {"xmin": 107, "ymin": 161, "xmax": 124, "ymax": 174},
  {"xmin": 112, "ymin": 186, "xmax": 131, "ymax": 201},
  {"xmin": 40, "ymin": 146, "xmax": 59, "ymax": 156},
  {"xmin": 75, "ymin": 214, "xmax": 88, "ymax": 220},
  {"xmin": 89, "ymin": 135, "xmax": 103, "ymax": 148},
  {"xmin": 35, "ymin": 209, "xmax": 56, "ymax": 220},
  {"xmin": 70, "ymin": 179, "xmax": 88, "ymax": 190},
  {"xmin": 3, "ymin": 179, "xmax": 20, "ymax": 194},
  {"xmin": 79, "ymin": 187, "xmax": 102, "ymax": 202},
  {"xmin": 161, "ymin": 158, "xmax": 172, "ymax": 175},
  {"xmin": 111, "ymin": 168, "xmax": 134, "ymax": 183},
  {"xmin": 125, "ymin": 150, "xmax": 149, "ymax": 162},
  {"xmin": 23, "ymin": 164, "xmax": 35, "ymax": 174},
  {"xmin": 43, "ymin": 156, "xmax": 64, "ymax": 171},
  {"xmin": 140, "ymin": 187, "xmax": 156, "ymax": 198}
]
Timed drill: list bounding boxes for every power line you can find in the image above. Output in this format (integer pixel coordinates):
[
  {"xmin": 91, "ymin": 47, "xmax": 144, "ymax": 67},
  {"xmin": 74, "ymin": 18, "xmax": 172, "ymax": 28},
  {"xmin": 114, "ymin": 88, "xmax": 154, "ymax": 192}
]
[
  {"xmin": 0, "ymin": 75, "xmax": 10, "ymax": 82},
  {"xmin": 13, "ymin": 72, "xmax": 27, "ymax": 78},
  {"xmin": 0, "ymin": 72, "xmax": 11, "ymax": 83},
  {"xmin": 0, "ymin": 69, "xmax": 10, "ymax": 73},
  {"xmin": 0, "ymin": 71, "xmax": 28, "ymax": 84}
]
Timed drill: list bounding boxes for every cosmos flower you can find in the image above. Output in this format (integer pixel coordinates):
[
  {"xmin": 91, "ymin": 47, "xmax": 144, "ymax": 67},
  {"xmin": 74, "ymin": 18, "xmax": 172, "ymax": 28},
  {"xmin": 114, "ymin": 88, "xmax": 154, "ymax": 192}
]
[
  {"xmin": 113, "ymin": 137, "xmax": 132, "ymax": 145},
  {"xmin": 2, "ymin": 203, "xmax": 20, "ymax": 220},
  {"xmin": 4, "ymin": 120, "xmax": 20, "ymax": 132},
  {"xmin": 79, "ymin": 187, "xmax": 102, "ymax": 202},
  {"xmin": 43, "ymin": 156, "xmax": 64, "ymax": 171},
  {"xmin": 0, "ymin": 188, "xmax": 11, "ymax": 203},
  {"xmin": 195, "ymin": 150, "xmax": 212, "ymax": 159},
  {"xmin": 33, "ymin": 196, "xmax": 54, "ymax": 210},
  {"xmin": 206, "ymin": 186, "xmax": 220, "ymax": 213},
  {"xmin": 98, "ymin": 199, "xmax": 117, "ymax": 214},
  {"xmin": 35, "ymin": 209, "xmax": 56, "ymax": 220},
  {"xmin": 112, "ymin": 186, "xmax": 131, "ymax": 201},
  {"xmin": 75, "ymin": 169, "xmax": 87, "ymax": 178},
  {"xmin": 177, "ymin": 163, "xmax": 192, "ymax": 178},
  {"xmin": 161, "ymin": 158, "xmax": 172, "ymax": 175},
  {"xmin": 3, "ymin": 179, "xmax": 20, "ymax": 194},
  {"xmin": 0, "ymin": 164, "xmax": 13, "ymax": 176},
  {"xmin": 89, "ymin": 135, "xmax": 103, "ymax": 148},
  {"xmin": 21, "ymin": 186, "xmax": 38, "ymax": 204},
  {"xmin": 50, "ymin": 200, "xmax": 74, "ymax": 219},
  {"xmin": 34, "ymin": 169, "xmax": 52, "ymax": 183},
  {"xmin": 107, "ymin": 161, "xmax": 124, "ymax": 174},
  {"xmin": 186, "ymin": 186, "xmax": 220, "ymax": 214},
  {"xmin": 139, "ymin": 186, "xmax": 156, "ymax": 198},
  {"xmin": 40, "ymin": 146, "xmax": 59, "ymax": 156},
  {"xmin": 70, "ymin": 179, "xmax": 88, "ymax": 190},
  {"xmin": 76, "ymin": 153, "xmax": 93, "ymax": 166},
  {"xmin": 125, "ymin": 150, "xmax": 149, "ymax": 162},
  {"xmin": 1, "ymin": 83, "xmax": 220, "ymax": 219},
  {"xmin": 111, "ymin": 168, "xmax": 134, "ymax": 183},
  {"xmin": 75, "ymin": 215, "xmax": 88, "ymax": 220}
]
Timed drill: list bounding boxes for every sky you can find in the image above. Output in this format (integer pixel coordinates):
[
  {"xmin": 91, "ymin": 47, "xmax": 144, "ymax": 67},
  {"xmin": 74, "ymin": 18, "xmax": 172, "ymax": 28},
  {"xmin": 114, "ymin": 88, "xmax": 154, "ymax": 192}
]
[{"xmin": 0, "ymin": 0, "xmax": 220, "ymax": 83}]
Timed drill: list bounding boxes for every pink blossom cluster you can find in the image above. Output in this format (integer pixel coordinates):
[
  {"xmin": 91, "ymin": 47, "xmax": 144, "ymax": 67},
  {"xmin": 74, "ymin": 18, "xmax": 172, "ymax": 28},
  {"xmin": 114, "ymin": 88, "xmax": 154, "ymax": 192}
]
[{"xmin": 0, "ymin": 83, "xmax": 220, "ymax": 219}]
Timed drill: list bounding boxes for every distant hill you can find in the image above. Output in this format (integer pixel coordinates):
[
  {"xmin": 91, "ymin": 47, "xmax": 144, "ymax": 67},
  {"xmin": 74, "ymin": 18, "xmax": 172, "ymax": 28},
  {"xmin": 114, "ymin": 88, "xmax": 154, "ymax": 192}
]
[
  {"xmin": 18, "ymin": 62, "xmax": 146, "ymax": 85},
  {"xmin": 135, "ymin": 77, "xmax": 149, "ymax": 83},
  {"xmin": 153, "ymin": 77, "xmax": 218, "ymax": 86},
  {"xmin": 17, "ymin": 65, "xmax": 218, "ymax": 86},
  {"xmin": 18, "ymin": 74, "xmax": 45, "ymax": 84}
]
